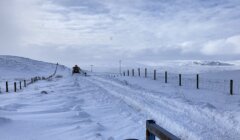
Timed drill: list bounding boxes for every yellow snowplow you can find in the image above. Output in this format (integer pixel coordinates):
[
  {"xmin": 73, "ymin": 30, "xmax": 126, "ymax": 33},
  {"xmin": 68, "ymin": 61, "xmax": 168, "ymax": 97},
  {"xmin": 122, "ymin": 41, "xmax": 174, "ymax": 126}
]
[{"xmin": 72, "ymin": 65, "xmax": 81, "ymax": 74}]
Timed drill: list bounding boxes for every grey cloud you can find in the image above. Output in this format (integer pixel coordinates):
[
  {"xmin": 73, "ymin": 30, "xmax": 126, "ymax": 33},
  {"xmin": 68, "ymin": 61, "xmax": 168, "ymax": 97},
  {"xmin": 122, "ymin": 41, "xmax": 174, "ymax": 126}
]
[
  {"xmin": 133, "ymin": 47, "xmax": 240, "ymax": 61},
  {"xmin": 49, "ymin": 0, "xmax": 110, "ymax": 15},
  {"xmin": 1, "ymin": 0, "xmax": 240, "ymax": 67}
]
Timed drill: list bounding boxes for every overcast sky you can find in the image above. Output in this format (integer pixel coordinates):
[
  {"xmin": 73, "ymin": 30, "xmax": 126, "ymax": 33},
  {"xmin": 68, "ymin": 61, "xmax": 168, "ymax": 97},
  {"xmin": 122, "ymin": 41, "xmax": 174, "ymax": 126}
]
[{"xmin": 1, "ymin": 0, "xmax": 240, "ymax": 67}]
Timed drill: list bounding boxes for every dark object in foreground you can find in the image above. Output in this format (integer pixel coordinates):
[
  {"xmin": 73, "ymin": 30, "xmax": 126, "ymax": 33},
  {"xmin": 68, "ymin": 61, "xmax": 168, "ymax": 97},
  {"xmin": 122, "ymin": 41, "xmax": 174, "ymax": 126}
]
[
  {"xmin": 41, "ymin": 91, "xmax": 48, "ymax": 94},
  {"xmin": 146, "ymin": 120, "xmax": 180, "ymax": 140}
]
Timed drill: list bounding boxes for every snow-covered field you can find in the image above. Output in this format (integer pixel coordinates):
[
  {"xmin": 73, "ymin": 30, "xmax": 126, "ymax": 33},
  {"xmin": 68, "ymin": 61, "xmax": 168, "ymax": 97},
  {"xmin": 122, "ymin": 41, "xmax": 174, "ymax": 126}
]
[
  {"xmin": 1, "ymin": 56, "xmax": 240, "ymax": 140},
  {"xmin": 0, "ymin": 55, "xmax": 70, "ymax": 92}
]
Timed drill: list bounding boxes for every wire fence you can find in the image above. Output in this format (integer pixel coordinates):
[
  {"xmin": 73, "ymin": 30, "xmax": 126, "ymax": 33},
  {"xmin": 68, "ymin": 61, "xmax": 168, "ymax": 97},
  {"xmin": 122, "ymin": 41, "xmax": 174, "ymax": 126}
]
[
  {"xmin": 0, "ymin": 63, "xmax": 59, "ymax": 94},
  {"xmin": 122, "ymin": 68, "xmax": 240, "ymax": 95}
]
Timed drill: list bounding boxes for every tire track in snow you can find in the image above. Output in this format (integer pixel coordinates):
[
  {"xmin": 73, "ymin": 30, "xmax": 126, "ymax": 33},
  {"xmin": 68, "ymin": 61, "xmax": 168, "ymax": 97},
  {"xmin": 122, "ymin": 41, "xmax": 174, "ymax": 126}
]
[
  {"xmin": 96, "ymin": 76, "xmax": 240, "ymax": 132},
  {"xmin": 86, "ymin": 76, "xmax": 240, "ymax": 140},
  {"xmin": 100, "ymin": 76, "xmax": 240, "ymax": 135},
  {"xmin": 73, "ymin": 76, "xmax": 145, "ymax": 139},
  {"xmin": 85, "ymin": 77, "xmax": 199, "ymax": 139}
]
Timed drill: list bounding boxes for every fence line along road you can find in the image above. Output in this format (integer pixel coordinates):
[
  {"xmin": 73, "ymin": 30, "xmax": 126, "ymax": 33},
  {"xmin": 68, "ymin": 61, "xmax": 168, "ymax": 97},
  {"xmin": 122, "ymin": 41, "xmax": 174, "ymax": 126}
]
[{"xmin": 122, "ymin": 68, "xmax": 239, "ymax": 95}]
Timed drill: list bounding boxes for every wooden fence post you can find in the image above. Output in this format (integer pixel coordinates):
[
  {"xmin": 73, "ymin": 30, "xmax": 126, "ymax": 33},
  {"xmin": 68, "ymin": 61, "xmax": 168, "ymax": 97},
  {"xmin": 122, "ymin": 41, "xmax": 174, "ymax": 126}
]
[
  {"xmin": 14, "ymin": 82, "xmax": 17, "ymax": 92},
  {"xmin": 132, "ymin": 69, "xmax": 134, "ymax": 76},
  {"xmin": 154, "ymin": 70, "xmax": 156, "ymax": 80},
  {"xmin": 24, "ymin": 80, "xmax": 26, "ymax": 87},
  {"xmin": 138, "ymin": 68, "xmax": 140, "ymax": 77},
  {"xmin": 179, "ymin": 74, "xmax": 182, "ymax": 86},
  {"xmin": 230, "ymin": 80, "xmax": 233, "ymax": 95},
  {"xmin": 146, "ymin": 120, "xmax": 156, "ymax": 140},
  {"xmin": 6, "ymin": 81, "xmax": 8, "ymax": 92},
  {"xmin": 165, "ymin": 71, "xmax": 168, "ymax": 83},
  {"xmin": 127, "ymin": 70, "xmax": 130, "ymax": 76},
  {"xmin": 145, "ymin": 68, "xmax": 147, "ymax": 78},
  {"xmin": 19, "ymin": 81, "xmax": 22, "ymax": 90},
  {"xmin": 146, "ymin": 119, "xmax": 180, "ymax": 140},
  {"xmin": 196, "ymin": 74, "xmax": 199, "ymax": 89}
]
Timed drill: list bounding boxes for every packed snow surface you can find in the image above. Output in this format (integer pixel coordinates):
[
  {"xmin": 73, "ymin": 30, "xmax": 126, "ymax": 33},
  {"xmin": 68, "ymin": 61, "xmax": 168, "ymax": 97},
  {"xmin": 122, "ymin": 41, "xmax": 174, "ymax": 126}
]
[{"xmin": 1, "ymin": 56, "xmax": 240, "ymax": 140}]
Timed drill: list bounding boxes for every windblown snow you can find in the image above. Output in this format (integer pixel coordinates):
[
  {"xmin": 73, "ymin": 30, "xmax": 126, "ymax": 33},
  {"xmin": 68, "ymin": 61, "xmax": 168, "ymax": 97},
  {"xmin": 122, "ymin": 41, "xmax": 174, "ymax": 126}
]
[{"xmin": 0, "ymin": 56, "xmax": 240, "ymax": 140}]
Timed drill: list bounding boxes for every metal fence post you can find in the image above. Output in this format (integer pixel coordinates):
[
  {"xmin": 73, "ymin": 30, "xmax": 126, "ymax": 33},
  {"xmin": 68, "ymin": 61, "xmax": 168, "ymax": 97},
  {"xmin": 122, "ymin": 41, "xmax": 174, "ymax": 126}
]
[
  {"xmin": 14, "ymin": 82, "xmax": 17, "ymax": 92},
  {"xmin": 179, "ymin": 74, "xmax": 181, "ymax": 86},
  {"xmin": 154, "ymin": 70, "xmax": 156, "ymax": 80},
  {"xmin": 196, "ymin": 74, "xmax": 199, "ymax": 89},
  {"xmin": 20, "ymin": 81, "xmax": 22, "ymax": 90},
  {"xmin": 138, "ymin": 68, "xmax": 140, "ymax": 77},
  {"xmin": 165, "ymin": 71, "xmax": 168, "ymax": 83},
  {"xmin": 127, "ymin": 70, "xmax": 130, "ymax": 76},
  {"xmin": 230, "ymin": 80, "xmax": 233, "ymax": 95},
  {"xmin": 6, "ymin": 81, "xmax": 8, "ymax": 92},
  {"xmin": 24, "ymin": 80, "xmax": 26, "ymax": 87},
  {"xmin": 145, "ymin": 68, "xmax": 147, "ymax": 78},
  {"xmin": 132, "ymin": 69, "xmax": 134, "ymax": 76}
]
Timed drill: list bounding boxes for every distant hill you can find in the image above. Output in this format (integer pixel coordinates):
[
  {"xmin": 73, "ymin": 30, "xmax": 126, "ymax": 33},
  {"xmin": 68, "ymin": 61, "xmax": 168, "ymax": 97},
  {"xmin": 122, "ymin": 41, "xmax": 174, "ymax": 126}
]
[
  {"xmin": 0, "ymin": 55, "xmax": 70, "ymax": 80},
  {"xmin": 192, "ymin": 61, "xmax": 233, "ymax": 66},
  {"xmin": 134, "ymin": 60, "xmax": 239, "ymax": 74}
]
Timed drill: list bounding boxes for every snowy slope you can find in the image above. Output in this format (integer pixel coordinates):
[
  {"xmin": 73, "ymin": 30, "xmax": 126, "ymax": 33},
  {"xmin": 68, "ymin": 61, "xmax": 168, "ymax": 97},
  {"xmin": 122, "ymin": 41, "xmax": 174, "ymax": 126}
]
[
  {"xmin": 0, "ymin": 55, "xmax": 70, "ymax": 80},
  {"xmin": 0, "ymin": 55, "xmax": 70, "ymax": 93}
]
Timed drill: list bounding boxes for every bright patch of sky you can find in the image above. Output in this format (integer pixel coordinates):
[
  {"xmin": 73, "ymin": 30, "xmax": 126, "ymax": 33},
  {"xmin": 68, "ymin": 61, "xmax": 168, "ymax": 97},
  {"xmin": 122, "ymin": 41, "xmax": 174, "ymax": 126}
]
[{"xmin": 1, "ymin": 0, "xmax": 240, "ymax": 67}]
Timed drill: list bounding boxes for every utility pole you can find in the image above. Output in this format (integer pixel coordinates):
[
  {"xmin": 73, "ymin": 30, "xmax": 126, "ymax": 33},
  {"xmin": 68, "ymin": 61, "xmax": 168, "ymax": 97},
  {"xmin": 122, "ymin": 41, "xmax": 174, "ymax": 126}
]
[
  {"xmin": 90, "ymin": 65, "xmax": 93, "ymax": 72},
  {"xmin": 119, "ymin": 60, "xmax": 122, "ymax": 75}
]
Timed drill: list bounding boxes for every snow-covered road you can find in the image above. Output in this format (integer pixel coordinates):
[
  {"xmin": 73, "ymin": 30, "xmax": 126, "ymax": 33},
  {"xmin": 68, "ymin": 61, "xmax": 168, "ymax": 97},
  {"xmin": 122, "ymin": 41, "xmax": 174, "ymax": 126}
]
[
  {"xmin": 1, "ymin": 74, "xmax": 240, "ymax": 140},
  {"xmin": 0, "ymin": 75, "xmax": 145, "ymax": 140},
  {"xmin": 87, "ymin": 76, "xmax": 240, "ymax": 140}
]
